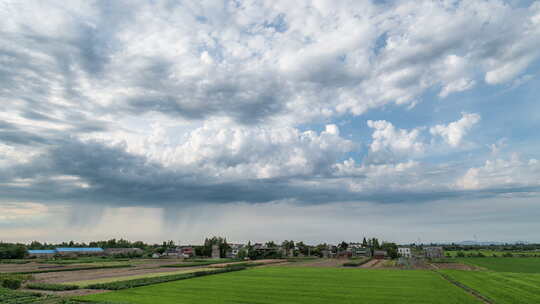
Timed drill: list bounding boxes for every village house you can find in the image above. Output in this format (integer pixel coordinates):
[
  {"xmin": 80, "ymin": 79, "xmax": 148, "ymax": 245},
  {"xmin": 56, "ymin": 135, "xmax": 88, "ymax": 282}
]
[
  {"xmin": 398, "ymin": 247, "xmax": 412, "ymax": 258},
  {"xmin": 424, "ymin": 247, "xmax": 444, "ymax": 259},
  {"xmin": 228, "ymin": 244, "xmax": 244, "ymax": 258},
  {"xmin": 27, "ymin": 249, "xmax": 56, "ymax": 258},
  {"xmin": 54, "ymin": 247, "xmax": 104, "ymax": 257},
  {"xmin": 373, "ymin": 250, "xmax": 388, "ymax": 259},
  {"xmin": 104, "ymin": 248, "xmax": 143, "ymax": 256}
]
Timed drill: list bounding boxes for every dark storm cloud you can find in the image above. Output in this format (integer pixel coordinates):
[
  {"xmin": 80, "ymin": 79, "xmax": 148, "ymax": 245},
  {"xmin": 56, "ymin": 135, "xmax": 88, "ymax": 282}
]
[{"xmin": 2, "ymin": 137, "xmax": 537, "ymax": 208}]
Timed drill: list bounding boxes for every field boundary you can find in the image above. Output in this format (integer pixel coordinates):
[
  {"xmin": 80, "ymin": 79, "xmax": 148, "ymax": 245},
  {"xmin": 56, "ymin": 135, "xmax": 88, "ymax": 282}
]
[{"xmin": 433, "ymin": 270, "xmax": 493, "ymax": 304}]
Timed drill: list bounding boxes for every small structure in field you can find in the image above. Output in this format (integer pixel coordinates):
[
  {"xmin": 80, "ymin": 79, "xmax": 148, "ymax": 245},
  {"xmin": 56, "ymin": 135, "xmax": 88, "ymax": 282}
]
[
  {"xmin": 181, "ymin": 246, "xmax": 194, "ymax": 258},
  {"xmin": 228, "ymin": 244, "xmax": 244, "ymax": 258},
  {"xmin": 164, "ymin": 248, "xmax": 182, "ymax": 258},
  {"xmin": 424, "ymin": 247, "xmax": 444, "ymax": 259},
  {"xmin": 27, "ymin": 249, "xmax": 56, "ymax": 258},
  {"xmin": 398, "ymin": 247, "xmax": 412, "ymax": 258},
  {"xmin": 373, "ymin": 250, "xmax": 388, "ymax": 259},
  {"xmin": 211, "ymin": 244, "xmax": 220, "ymax": 259},
  {"xmin": 55, "ymin": 247, "xmax": 104, "ymax": 257},
  {"xmin": 104, "ymin": 248, "xmax": 143, "ymax": 256}
]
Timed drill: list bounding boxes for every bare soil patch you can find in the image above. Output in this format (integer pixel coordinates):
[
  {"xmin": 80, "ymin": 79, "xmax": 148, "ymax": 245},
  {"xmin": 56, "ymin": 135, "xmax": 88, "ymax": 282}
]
[
  {"xmin": 360, "ymin": 259, "xmax": 380, "ymax": 268},
  {"xmin": 283, "ymin": 258, "xmax": 349, "ymax": 268},
  {"xmin": 430, "ymin": 262, "xmax": 477, "ymax": 271}
]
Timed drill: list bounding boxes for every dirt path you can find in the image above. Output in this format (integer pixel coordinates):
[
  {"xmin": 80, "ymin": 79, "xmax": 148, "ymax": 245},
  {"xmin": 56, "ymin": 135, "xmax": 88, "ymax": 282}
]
[{"xmin": 359, "ymin": 259, "xmax": 380, "ymax": 268}]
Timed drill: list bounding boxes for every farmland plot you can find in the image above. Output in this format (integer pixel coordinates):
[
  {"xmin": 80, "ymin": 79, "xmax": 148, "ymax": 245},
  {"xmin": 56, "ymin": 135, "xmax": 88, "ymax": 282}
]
[
  {"xmin": 80, "ymin": 267, "xmax": 481, "ymax": 304},
  {"xmin": 455, "ymin": 257, "xmax": 540, "ymax": 273},
  {"xmin": 441, "ymin": 269, "xmax": 540, "ymax": 304}
]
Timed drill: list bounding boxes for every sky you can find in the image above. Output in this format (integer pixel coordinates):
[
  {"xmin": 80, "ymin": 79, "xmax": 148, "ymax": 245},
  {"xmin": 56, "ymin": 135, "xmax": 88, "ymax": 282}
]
[{"xmin": 1, "ymin": 0, "xmax": 540, "ymax": 245}]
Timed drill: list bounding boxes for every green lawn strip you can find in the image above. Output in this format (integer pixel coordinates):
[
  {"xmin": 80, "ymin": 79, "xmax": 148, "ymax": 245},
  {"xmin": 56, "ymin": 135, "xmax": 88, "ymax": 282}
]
[
  {"xmin": 446, "ymin": 250, "xmax": 540, "ymax": 257},
  {"xmin": 440, "ymin": 269, "xmax": 540, "ymax": 304},
  {"xmin": 78, "ymin": 267, "xmax": 481, "ymax": 304},
  {"xmin": 84, "ymin": 266, "xmax": 247, "ymax": 290},
  {"xmin": 14, "ymin": 264, "xmax": 132, "ymax": 274},
  {"xmin": 455, "ymin": 257, "xmax": 540, "ymax": 273},
  {"xmin": 66, "ymin": 268, "xmax": 213, "ymax": 287}
]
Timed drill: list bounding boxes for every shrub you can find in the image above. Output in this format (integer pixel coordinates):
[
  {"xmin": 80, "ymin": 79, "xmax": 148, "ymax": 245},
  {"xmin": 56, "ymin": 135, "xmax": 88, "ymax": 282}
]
[
  {"xmin": 0, "ymin": 274, "xmax": 30, "ymax": 290},
  {"xmin": 456, "ymin": 251, "xmax": 465, "ymax": 258},
  {"xmin": 26, "ymin": 283, "xmax": 79, "ymax": 291},
  {"xmin": 1, "ymin": 278, "xmax": 21, "ymax": 290}
]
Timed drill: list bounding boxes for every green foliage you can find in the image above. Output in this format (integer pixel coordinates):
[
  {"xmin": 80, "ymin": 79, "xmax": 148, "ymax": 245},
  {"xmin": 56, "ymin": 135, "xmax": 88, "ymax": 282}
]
[
  {"xmin": 380, "ymin": 242, "xmax": 398, "ymax": 259},
  {"xmin": 0, "ymin": 287, "xmax": 44, "ymax": 303},
  {"xmin": 86, "ymin": 266, "xmax": 246, "ymax": 290},
  {"xmin": 1, "ymin": 278, "xmax": 21, "ymax": 290},
  {"xmin": 201, "ymin": 237, "xmax": 230, "ymax": 258},
  {"xmin": 0, "ymin": 243, "xmax": 27, "ymax": 259},
  {"xmin": 26, "ymin": 283, "xmax": 79, "ymax": 291},
  {"xmin": 79, "ymin": 267, "xmax": 480, "ymax": 304},
  {"xmin": 0, "ymin": 274, "xmax": 30, "ymax": 290}
]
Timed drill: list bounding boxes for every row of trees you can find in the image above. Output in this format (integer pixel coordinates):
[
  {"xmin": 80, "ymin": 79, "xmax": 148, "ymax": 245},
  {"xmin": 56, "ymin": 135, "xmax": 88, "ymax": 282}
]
[{"xmin": 2, "ymin": 237, "xmax": 422, "ymax": 260}]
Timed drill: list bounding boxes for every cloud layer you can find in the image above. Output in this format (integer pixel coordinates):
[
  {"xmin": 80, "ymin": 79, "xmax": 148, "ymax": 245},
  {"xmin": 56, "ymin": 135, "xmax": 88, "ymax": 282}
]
[{"xmin": 1, "ymin": 0, "xmax": 540, "ymax": 242}]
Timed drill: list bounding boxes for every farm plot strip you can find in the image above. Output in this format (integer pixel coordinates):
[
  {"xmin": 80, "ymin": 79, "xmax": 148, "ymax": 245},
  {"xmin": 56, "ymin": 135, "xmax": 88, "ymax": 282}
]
[
  {"xmin": 79, "ymin": 267, "xmax": 482, "ymax": 304},
  {"xmin": 434, "ymin": 270, "xmax": 493, "ymax": 304},
  {"xmin": 14, "ymin": 264, "xmax": 132, "ymax": 274},
  {"xmin": 440, "ymin": 270, "xmax": 540, "ymax": 304},
  {"xmin": 66, "ymin": 267, "xmax": 214, "ymax": 287}
]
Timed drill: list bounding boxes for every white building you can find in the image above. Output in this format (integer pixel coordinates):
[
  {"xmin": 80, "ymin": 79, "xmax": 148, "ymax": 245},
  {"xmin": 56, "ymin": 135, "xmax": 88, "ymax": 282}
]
[{"xmin": 398, "ymin": 247, "xmax": 412, "ymax": 258}]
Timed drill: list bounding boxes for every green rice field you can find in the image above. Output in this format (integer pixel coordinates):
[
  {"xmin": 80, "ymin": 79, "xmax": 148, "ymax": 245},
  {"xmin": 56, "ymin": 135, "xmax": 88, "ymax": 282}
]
[
  {"xmin": 455, "ymin": 257, "xmax": 540, "ymax": 273},
  {"xmin": 79, "ymin": 267, "xmax": 481, "ymax": 304},
  {"xmin": 446, "ymin": 250, "xmax": 540, "ymax": 257},
  {"xmin": 441, "ymin": 269, "xmax": 540, "ymax": 304}
]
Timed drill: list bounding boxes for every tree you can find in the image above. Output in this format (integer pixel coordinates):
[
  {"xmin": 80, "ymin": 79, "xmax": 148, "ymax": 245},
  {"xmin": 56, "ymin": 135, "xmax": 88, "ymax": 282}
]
[
  {"xmin": 338, "ymin": 241, "xmax": 349, "ymax": 251},
  {"xmin": 265, "ymin": 241, "xmax": 277, "ymax": 248},
  {"xmin": 203, "ymin": 236, "xmax": 230, "ymax": 258},
  {"xmin": 381, "ymin": 242, "xmax": 398, "ymax": 259},
  {"xmin": 362, "ymin": 237, "xmax": 368, "ymax": 248}
]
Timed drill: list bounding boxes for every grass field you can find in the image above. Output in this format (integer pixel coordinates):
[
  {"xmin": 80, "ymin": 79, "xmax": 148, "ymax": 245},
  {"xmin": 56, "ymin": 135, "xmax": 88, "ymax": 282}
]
[
  {"xmin": 67, "ymin": 267, "xmax": 212, "ymax": 287},
  {"xmin": 441, "ymin": 270, "xmax": 540, "ymax": 304},
  {"xmin": 455, "ymin": 257, "xmax": 540, "ymax": 273},
  {"xmin": 79, "ymin": 267, "xmax": 481, "ymax": 304},
  {"xmin": 446, "ymin": 250, "xmax": 540, "ymax": 257}
]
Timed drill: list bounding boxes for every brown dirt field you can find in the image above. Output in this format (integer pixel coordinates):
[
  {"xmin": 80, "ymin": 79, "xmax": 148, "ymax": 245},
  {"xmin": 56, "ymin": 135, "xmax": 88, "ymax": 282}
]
[
  {"xmin": 283, "ymin": 258, "xmax": 347, "ymax": 268},
  {"xmin": 210, "ymin": 259, "xmax": 282, "ymax": 268},
  {"xmin": 429, "ymin": 262, "xmax": 477, "ymax": 271}
]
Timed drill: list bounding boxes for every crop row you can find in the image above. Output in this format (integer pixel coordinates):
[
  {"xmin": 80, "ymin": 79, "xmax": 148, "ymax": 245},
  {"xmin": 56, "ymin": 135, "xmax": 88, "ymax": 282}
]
[{"xmin": 14, "ymin": 264, "xmax": 132, "ymax": 274}]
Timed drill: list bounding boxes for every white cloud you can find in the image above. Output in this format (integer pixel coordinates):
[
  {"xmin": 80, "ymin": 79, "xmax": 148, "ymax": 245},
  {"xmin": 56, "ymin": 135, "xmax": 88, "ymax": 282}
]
[
  {"xmin": 430, "ymin": 113, "xmax": 481, "ymax": 147},
  {"xmin": 456, "ymin": 154, "xmax": 540, "ymax": 190},
  {"xmin": 88, "ymin": 120, "xmax": 356, "ymax": 180},
  {"xmin": 367, "ymin": 120, "xmax": 424, "ymax": 156},
  {"xmin": 1, "ymin": 0, "xmax": 539, "ymax": 129}
]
